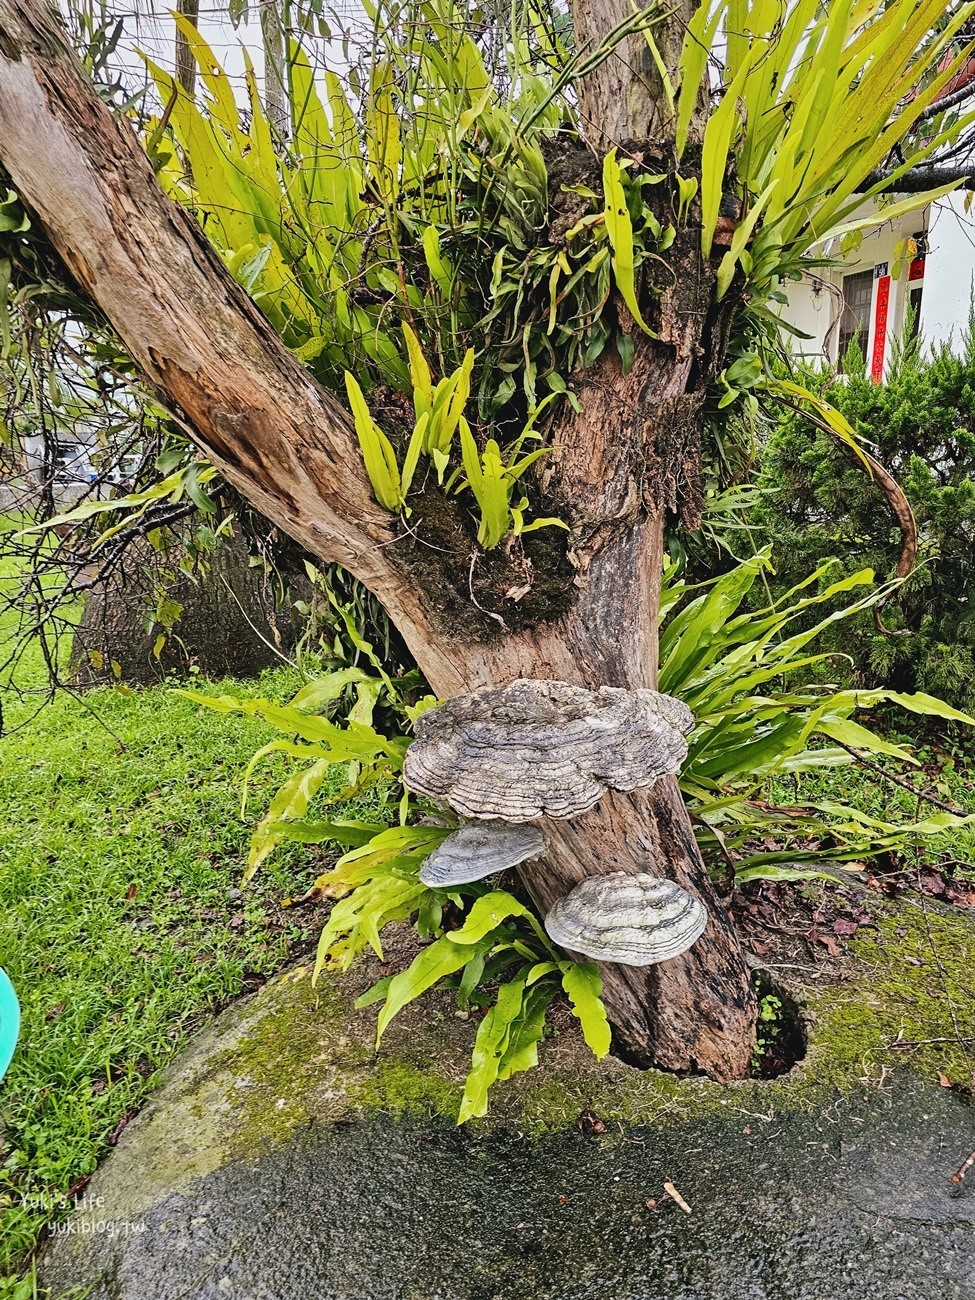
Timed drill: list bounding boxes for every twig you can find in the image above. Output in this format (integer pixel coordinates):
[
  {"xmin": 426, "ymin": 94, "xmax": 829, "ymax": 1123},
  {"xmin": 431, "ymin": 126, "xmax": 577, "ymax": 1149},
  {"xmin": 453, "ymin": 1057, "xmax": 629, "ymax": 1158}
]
[
  {"xmin": 781, "ymin": 399, "xmax": 916, "ymax": 581},
  {"xmin": 951, "ymin": 1148, "xmax": 975, "ymax": 1196},
  {"xmin": 755, "ymin": 962, "xmax": 827, "ymax": 973},
  {"xmin": 60, "ymin": 686, "xmax": 129, "ymax": 749},
  {"xmin": 833, "ymin": 740, "xmax": 970, "ymax": 817},
  {"xmin": 915, "ymin": 75, "xmax": 975, "ymax": 123},
  {"xmin": 467, "ymin": 552, "xmax": 507, "ymax": 630},
  {"xmin": 889, "ymin": 1036, "xmax": 975, "ymax": 1048},
  {"xmin": 217, "ymin": 573, "xmax": 296, "ymax": 670},
  {"xmin": 663, "ymin": 1182, "xmax": 692, "ymax": 1214}
]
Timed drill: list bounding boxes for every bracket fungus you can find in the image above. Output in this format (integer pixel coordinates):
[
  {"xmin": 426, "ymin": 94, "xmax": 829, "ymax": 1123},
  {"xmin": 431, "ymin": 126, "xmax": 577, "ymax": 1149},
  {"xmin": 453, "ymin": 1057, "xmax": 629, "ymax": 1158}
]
[
  {"xmin": 419, "ymin": 821, "xmax": 546, "ymax": 887},
  {"xmin": 544, "ymin": 874, "xmax": 707, "ymax": 966},
  {"xmin": 403, "ymin": 678, "xmax": 694, "ymax": 822}
]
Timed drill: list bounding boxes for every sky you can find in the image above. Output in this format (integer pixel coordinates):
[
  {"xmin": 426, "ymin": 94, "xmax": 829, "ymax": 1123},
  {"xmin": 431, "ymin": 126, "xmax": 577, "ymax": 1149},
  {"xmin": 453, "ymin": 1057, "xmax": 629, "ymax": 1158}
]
[
  {"xmin": 92, "ymin": 1, "xmax": 368, "ymax": 108},
  {"xmin": 98, "ymin": 3, "xmax": 269, "ymax": 100}
]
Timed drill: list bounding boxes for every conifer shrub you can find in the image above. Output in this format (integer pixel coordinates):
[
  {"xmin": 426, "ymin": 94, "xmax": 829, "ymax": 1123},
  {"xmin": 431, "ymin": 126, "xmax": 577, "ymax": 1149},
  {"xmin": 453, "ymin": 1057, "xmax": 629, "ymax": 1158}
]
[{"xmin": 756, "ymin": 323, "xmax": 975, "ymax": 713}]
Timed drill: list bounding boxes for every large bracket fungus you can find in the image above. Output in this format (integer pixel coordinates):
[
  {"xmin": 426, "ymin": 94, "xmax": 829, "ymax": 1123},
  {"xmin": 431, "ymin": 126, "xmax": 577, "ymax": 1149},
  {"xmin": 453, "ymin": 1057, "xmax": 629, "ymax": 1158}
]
[
  {"xmin": 420, "ymin": 821, "xmax": 546, "ymax": 888},
  {"xmin": 403, "ymin": 678, "xmax": 694, "ymax": 822},
  {"xmin": 544, "ymin": 874, "xmax": 707, "ymax": 966}
]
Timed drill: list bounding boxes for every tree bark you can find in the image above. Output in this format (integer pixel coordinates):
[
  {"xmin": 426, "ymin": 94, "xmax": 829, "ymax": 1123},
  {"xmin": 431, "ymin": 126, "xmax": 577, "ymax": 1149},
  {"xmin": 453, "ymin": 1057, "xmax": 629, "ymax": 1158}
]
[
  {"xmin": 259, "ymin": 0, "xmax": 289, "ymax": 140},
  {"xmin": 175, "ymin": 0, "xmax": 199, "ymax": 98},
  {"xmin": 70, "ymin": 528, "xmax": 305, "ymax": 686},
  {"xmin": 0, "ymin": 0, "xmax": 756, "ymax": 1077},
  {"xmin": 570, "ymin": 0, "xmax": 702, "ymax": 147}
]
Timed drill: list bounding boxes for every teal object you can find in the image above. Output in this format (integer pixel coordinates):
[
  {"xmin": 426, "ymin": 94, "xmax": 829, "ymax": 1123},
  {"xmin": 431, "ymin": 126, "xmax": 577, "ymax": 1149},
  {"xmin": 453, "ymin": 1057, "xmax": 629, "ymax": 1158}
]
[{"xmin": 0, "ymin": 968, "xmax": 20, "ymax": 1084}]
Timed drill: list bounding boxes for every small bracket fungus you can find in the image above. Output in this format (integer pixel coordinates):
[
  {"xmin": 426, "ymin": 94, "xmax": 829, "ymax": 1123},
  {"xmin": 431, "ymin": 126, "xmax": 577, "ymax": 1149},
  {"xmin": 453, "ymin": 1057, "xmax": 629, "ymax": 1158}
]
[
  {"xmin": 403, "ymin": 678, "xmax": 694, "ymax": 821},
  {"xmin": 544, "ymin": 873, "xmax": 707, "ymax": 965},
  {"xmin": 420, "ymin": 821, "xmax": 546, "ymax": 887}
]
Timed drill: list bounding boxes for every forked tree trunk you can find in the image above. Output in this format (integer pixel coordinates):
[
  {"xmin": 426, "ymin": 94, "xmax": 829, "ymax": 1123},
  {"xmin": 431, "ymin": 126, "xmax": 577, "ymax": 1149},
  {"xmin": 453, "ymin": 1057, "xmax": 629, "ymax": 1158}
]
[{"xmin": 0, "ymin": 0, "xmax": 756, "ymax": 1077}]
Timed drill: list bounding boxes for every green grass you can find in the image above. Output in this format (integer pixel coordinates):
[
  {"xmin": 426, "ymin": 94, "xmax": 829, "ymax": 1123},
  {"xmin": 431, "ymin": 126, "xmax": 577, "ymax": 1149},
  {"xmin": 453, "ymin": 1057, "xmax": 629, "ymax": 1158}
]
[
  {"xmin": 0, "ymin": 510, "xmax": 76, "ymax": 703},
  {"xmin": 0, "ymin": 513, "xmax": 354, "ymax": 1285},
  {"xmin": 0, "ymin": 666, "xmax": 345, "ymax": 1280},
  {"xmin": 769, "ymin": 736, "xmax": 975, "ymax": 870}
]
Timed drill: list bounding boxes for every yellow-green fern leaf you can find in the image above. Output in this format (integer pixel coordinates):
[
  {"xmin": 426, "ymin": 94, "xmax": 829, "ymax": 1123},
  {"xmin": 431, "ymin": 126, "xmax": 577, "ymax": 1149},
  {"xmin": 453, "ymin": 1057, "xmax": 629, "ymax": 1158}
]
[{"xmin": 602, "ymin": 149, "xmax": 653, "ymax": 335}]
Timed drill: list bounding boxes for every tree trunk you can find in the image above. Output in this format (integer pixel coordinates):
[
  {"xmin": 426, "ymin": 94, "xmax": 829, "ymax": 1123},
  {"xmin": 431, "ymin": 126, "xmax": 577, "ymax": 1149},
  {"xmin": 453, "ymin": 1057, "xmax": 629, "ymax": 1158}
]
[
  {"xmin": 0, "ymin": 0, "xmax": 756, "ymax": 1077},
  {"xmin": 259, "ymin": 1, "xmax": 289, "ymax": 141},
  {"xmin": 175, "ymin": 0, "xmax": 199, "ymax": 98},
  {"xmin": 570, "ymin": 0, "xmax": 702, "ymax": 146},
  {"xmin": 450, "ymin": 277, "xmax": 754, "ymax": 1074},
  {"xmin": 70, "ymin": 529, "xmax": 304, "ymax": 687}
]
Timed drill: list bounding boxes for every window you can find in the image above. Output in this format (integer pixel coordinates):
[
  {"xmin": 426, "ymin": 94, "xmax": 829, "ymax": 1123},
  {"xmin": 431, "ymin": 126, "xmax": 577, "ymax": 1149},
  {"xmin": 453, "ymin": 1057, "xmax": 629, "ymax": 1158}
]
[
  {"xmin": 838, "ymin": 269, "xmax": 874, "ymax": 364},
  {"xmin": 908, "ymin": 282, "xmax": 923, "ymax": 341}
]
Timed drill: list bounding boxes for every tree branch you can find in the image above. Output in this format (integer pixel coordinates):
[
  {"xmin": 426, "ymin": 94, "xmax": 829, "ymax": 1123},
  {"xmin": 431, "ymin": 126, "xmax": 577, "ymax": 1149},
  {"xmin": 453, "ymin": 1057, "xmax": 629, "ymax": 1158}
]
[
  {"xmin": 855, "ymin": 164, "xmax": 975, "ymax": 193},
  {"xmin": 0, "ymin": 0, "xmax": 459, "ymax": 684},
  {"xmin": 912, "ymin": 72, "xmax": 975, "ymax": 123}
]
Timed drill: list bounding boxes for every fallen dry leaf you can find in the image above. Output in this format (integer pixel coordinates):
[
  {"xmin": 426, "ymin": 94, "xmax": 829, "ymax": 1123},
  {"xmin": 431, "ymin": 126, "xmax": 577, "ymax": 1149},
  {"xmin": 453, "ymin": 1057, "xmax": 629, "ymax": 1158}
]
[{"xmin": 663, "ymin": 1182, "xmax": 692, "ymax": 1214}]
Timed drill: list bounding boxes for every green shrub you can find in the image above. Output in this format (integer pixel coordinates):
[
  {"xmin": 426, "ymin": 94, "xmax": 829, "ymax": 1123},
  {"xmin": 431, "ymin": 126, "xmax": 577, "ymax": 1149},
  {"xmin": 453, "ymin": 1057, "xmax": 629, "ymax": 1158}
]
[
  {"xmin": 756, "ymin": 321, "xmax": 975, "ymax": 711},
  {"xmin": 663, "ymin": 549, "xmax": 975, "ymax": 875}
]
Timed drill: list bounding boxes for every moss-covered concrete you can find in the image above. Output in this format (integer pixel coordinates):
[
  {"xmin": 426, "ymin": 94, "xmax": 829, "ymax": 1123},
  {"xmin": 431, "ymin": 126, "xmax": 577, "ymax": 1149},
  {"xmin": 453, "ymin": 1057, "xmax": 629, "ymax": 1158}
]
[
  {"xmin": 73, "ymin": 891, "xmax": 974, "ymax": 1195},
  {"xmin": 39, "ymin": 893, "xmax": 975, "ymax": 1300},
  {"xmin": 215, "ymin": 897, "xmax": 975, "ymax": 1149}
]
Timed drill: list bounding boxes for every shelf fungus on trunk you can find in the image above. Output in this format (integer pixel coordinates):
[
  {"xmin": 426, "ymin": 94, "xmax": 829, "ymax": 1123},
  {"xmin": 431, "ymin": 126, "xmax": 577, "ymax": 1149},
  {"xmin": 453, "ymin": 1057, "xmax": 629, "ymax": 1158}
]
[
  {"xmin": 420, "ymin": 820, "xmax": 546, "ymax": 887},
  {"xmin": 544, "ymin": 874, "xmax": 707, "ymax": 966},
  {"xmin": 403, "ymin": 678, "xmax": 694, "ymax": 822}
]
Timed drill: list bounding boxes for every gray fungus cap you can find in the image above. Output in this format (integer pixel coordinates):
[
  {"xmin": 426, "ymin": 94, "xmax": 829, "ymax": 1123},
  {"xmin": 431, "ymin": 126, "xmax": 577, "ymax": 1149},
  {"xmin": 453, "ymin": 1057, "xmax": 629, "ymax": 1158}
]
[
  {"xmin": 403, "ymin": 678, "xmax": 694, "ymax": 822},
  {"xmin": 420, "ymin": 821, "xmax": 546, "ymax": 887},
  {"xmin": 544, "ymin": 873, "xmax": 707, "ymax": 966}
]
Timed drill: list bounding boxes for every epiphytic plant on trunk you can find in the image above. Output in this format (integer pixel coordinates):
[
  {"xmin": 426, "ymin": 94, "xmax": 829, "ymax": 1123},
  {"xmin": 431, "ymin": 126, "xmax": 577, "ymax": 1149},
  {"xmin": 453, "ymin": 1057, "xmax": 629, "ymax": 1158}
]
[{"xmin": 2, "ymin": 0, "xmax": 975, "ymax": 1077}]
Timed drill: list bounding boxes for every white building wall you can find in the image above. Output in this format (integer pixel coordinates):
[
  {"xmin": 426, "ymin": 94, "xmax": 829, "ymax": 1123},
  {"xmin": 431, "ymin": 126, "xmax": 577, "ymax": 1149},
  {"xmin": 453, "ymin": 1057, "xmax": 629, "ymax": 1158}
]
[
  {"xmin": 918, "ymin": 191, "xmax": 975, "ymax": 353},
  {"xmin": 778, "ymin": 202, "xmax": 930, "ymax": 377}
]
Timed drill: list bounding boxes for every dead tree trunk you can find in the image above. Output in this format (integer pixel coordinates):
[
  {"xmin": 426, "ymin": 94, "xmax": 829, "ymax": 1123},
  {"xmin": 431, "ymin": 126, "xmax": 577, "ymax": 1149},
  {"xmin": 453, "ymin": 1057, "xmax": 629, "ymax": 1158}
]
[
  {"xmin": 0, "ymin": 0, "xmax": 756, "ymax": 1077},
  {"xmin": 70, "ymin": 529, "xmax": 302, "ymax": 686}
]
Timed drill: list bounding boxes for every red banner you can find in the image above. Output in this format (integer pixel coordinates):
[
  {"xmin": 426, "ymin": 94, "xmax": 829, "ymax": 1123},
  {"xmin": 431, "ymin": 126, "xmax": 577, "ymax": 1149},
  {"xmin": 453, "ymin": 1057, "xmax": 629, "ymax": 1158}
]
[{"xmin": 871, "ymin": 275, "xmax": 890, "ymax": 382}]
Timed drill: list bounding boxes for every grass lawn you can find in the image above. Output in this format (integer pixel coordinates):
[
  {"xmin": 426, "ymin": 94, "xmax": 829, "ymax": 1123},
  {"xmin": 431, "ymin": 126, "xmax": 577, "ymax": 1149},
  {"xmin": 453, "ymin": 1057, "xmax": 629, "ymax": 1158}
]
[
  {"xmin": 769, "ymin": 730, "xmax": 975, "ymax": 869},
  {"xmin": 0, "ymin": 665, "xmax": 339, "ymax": 1289},
  {"xmin": 0, "ymin": 518, "xmax": 345, "ymax": 1290}
]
